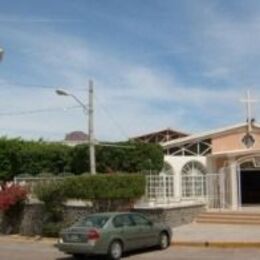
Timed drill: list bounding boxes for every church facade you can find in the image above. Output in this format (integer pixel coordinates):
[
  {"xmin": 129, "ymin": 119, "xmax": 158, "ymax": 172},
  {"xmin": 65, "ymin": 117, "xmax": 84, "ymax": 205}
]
[
  {"xmin": 162, "ymin": 121, "xmax": 260, "ymax": 210},
  {"xmin": 135, "ymin": 121, "xmax": 260, "ymax": 210}
]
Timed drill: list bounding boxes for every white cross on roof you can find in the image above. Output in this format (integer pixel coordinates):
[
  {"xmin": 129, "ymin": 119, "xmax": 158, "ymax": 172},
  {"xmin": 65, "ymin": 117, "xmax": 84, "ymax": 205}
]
[{"xmin": 241, "ymin": 90, "xmax": 258, "ymax": 132}]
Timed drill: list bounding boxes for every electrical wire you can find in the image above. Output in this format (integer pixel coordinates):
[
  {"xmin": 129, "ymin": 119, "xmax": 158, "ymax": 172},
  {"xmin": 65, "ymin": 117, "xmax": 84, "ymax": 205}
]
[
  {"xmin": 0, "ymin": 105, "xmax": 81, "ymax": 117},
  {"xmin": 0, "ymin": 82, "xmax": 85, "ymax": 91},
  {"xmin": 94, "ymin": 94, "xmax": 130, "ymax": 140}
]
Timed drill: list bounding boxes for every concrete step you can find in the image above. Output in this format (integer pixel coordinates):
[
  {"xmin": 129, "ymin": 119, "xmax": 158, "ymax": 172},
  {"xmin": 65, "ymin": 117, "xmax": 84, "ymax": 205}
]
[
  {"xmin": 199, "ymin": 212, "xmax": 260, "ymax": 217},
  {"xmin": 196, "ymin": 211, "xmax": 260, "ymax": 225},
  {"xmin": 196, "ymin": 219, "xmax": 260, "ymax": 225},
  {"xmin": 198, "ymin": 214, "xmax": 260, "ymax": 220}
]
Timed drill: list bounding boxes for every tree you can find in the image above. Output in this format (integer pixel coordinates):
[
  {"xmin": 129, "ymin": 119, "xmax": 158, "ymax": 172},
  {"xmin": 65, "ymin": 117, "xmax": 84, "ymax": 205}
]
[{"xmin": 0, "ymin": 138, "xmax": 164, "ymax": 180}]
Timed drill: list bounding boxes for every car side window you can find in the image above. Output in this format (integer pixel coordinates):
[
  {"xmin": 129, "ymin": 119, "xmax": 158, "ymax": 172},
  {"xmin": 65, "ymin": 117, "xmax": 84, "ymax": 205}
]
[
  {"xmin": 113, "ymin": 214, "xmax": 134, "ymax": 228},
  {"xmin": 131, "ymin": 214, "xmax": 151, "ymax": 226}
]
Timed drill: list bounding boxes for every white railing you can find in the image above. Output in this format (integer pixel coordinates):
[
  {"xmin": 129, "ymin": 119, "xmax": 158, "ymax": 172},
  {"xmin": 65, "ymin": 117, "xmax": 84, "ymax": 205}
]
[
  {"xmin": 145, "ymin": 175, "xmax": 175, "ymax": 203},
  {"xmin": 143, "ymin": 173, "xmax": 233, "ymax": 209},
  {"xmin": 182, "ymin": 175, "xmax": 207, "ymax": 200}
]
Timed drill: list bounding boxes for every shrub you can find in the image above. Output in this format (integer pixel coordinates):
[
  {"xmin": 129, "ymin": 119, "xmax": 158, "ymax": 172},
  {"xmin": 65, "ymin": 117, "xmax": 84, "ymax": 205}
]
[
  {"xmin": 0, "ymin": 184, "xmax": 28, "ymax": 234},
  {"xmin": 0, "ymin": 184, "xmax": 27, "ymax": 212},
  {"xmin": 62, "ymin": 174, "xmax": 146, "ymax": 200},
  {"xmin": 42, "ymin": 222, "xmax": 65, "ymax": 238},
  {"xmin": 34, "ymin": 181, "xmax": 65, "ymax": 222},
  {"xmin": 34, "ymin": 174, "xmax": 145, "ymax": 202}
]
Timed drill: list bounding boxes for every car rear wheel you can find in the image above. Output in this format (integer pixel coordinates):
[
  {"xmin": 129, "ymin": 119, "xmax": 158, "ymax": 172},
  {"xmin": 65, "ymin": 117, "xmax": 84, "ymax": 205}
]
[
  {"xmin": 73, "ymin": 253, "xmax": 85, "ymax": 259},
  {"xmin": 159, "ymin": 232, "xmax": 169, "ymax": 250},
  {"xmin": 107, "ymin": 240, "xmax": 123, "ymax": 260}
]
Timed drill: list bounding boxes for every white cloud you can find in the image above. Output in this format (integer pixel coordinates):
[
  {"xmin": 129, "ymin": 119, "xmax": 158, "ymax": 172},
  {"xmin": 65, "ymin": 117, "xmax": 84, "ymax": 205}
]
[
  {"xmin": 1, "ymin": 15, "xmax": 260, "ymax": 141},
  {"xmin": 182, "ymin": 1, "xmax": 260, "ymax": 83}
]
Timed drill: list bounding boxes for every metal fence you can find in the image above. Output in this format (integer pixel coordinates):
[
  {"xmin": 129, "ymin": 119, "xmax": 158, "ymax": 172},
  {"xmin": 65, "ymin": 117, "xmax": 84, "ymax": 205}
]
[
  {"xmin": 145, "ymin": 175, "xmax": 175, "ymax": 203},
  {"xmin": 145, "ymin": 174, "xmax": 209, "ymax": 205},
  {"xmin": 206, "ymin": 171, "xmax": 233, "ymax": 209},
  {"xmin": 182, "ymin": 175, "xmax": 207, "ymax": 199}
]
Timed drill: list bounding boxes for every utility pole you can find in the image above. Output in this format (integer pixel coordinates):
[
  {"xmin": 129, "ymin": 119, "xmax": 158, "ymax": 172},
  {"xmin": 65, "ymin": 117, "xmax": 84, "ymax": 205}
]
[
  {"xmin": 88, "ymin": 80, "xmax": 96, "ymax": 175},
  {"xmin": 56, "ymin": 80, "xmax": 97, "ymax": 175}
]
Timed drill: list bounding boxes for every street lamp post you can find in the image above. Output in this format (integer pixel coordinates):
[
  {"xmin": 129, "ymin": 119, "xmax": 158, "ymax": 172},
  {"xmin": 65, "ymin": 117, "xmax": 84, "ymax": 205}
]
[
  {"xmin": 0, "ymin": 47, "xmax": 4, "ymax": 61},
  {"xmin": 56, "ymin": 80, "xmax": 96, "ymax": 175},
  {"xmin": 88, "ymin": 80, "xmax": 96, "ymax": 175}
]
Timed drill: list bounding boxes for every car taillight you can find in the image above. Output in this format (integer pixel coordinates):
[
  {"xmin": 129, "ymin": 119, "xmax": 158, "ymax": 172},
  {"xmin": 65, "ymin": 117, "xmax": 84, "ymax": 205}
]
[{"xmin": 87, "ymin": 229, "xmax": 100, "ymax": 240}]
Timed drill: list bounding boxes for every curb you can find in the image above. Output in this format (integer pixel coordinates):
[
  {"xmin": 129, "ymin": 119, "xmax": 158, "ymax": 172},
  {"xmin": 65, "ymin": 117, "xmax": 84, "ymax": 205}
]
[
  {"xmin": 171, "ymin": 241, "xmax": 260, "ymax": 248},
  {"xmin": 0, "ymin": 235, "xmax": 56, "ymax": 245}
]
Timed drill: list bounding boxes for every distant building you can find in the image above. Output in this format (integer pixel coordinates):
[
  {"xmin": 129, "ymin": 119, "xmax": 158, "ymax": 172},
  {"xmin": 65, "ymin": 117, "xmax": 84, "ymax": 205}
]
[{"xmin": 63, "ymin": 131, "xmax": 89, "ymax": 146}]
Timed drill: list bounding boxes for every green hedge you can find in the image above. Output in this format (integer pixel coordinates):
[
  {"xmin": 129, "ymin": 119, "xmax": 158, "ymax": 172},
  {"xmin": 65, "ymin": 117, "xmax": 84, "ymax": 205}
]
[
  {"xmin": 62, "ymin": 174, "xmax": 146, "ymax": 200},
  {"xmin": 35, "ymin": 174, "xmax": 146, "ymax": 201}
]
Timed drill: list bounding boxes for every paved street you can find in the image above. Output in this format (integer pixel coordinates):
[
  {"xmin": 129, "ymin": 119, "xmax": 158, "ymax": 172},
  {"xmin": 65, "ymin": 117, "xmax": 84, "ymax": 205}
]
[{"xmin": 0, "ymin": 240, "xmax": 260, "ymax": 260}]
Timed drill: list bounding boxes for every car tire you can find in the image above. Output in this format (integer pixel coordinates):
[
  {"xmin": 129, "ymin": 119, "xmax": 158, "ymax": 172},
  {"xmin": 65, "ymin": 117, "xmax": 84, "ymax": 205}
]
[
  {"xmin": 107, "ymin": 240, "xmax": 123, "ymax": 260},
  {"xmin": 159, "ymin": 232, "xmax": 169, "ymax": 250},
  {"xmin": 73, "ymin": 253, "xmax": 85, "ymax": 259}
]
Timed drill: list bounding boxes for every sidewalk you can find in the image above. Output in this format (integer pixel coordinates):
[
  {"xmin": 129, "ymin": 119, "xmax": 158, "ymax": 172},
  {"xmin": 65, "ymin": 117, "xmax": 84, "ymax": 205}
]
[{"xmin": 172, "ymin": 223, "xmax": 260, "ymax": 248}]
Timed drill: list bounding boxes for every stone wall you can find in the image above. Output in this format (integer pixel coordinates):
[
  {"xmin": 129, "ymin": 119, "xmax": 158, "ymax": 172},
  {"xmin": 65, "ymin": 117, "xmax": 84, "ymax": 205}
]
[
  {"xmin": 18, "ymin": 199, "xmax": 133, "ymax": 236},
  {"xmin": 1, "ymin": 201, "xmax": 205, "ymax": 236},
  {"xmin": 19, "ymin": 202, "xmax": 45, "ymax": 235},
  {"xmin": 133, "ymin": 203, "xmax": 206, "ymax": 227}
]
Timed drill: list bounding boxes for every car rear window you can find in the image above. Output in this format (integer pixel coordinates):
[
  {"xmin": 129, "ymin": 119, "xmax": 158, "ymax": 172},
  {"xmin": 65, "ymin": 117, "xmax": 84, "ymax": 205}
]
[
  {"xmin": 74, "ymin": 215, "xmax": 110, "ymax": 228},
  {"xmin": 113, "ymin": 214, "xmax": 135, "ymax": 228}
]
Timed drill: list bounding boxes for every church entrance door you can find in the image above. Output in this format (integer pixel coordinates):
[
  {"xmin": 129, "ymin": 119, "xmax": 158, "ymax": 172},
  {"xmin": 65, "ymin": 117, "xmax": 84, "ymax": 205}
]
[{"xmin": 240, "ymin": 169, "xmax": 260, "ymax": 205}]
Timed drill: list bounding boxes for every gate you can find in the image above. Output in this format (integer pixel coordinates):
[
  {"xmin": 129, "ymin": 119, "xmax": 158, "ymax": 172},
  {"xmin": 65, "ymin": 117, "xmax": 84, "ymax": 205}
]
[{"xmin": 206, "ymin": 165, "xmax": 234, "ymax": 209}]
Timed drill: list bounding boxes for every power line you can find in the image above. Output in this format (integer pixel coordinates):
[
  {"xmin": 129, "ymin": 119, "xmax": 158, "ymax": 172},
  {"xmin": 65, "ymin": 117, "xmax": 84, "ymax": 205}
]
[
  {"xmin": 0, "ymin": 105, "xmax": 81, "ymax": 117},
  {"xmin": 0, "ymin": 82, "xmax": 85, "ymax": 91},
  {"xmin": 94, "ymin": 94, "xmax": 130, "ymax": 140}
]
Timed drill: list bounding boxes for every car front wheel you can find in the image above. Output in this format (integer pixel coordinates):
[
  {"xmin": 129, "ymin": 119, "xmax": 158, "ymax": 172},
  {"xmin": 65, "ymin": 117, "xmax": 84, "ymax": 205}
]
[
  {"xmin": 108, "ymin": 240, "xmax": 123, "ymax": 260},
  {"xmin": 159, "ymin": 232, "xmax": 169, "ymax": 250}
]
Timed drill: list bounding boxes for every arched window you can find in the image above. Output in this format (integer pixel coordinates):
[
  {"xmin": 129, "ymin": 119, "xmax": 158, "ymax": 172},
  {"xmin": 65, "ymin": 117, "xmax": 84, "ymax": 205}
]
[
  {"xmin": 182, "ymin": 161, "xmax": 207, "ymax": 176},
  {"xmin": 181, "ymin": 161, "xmax": 207, "ymax": 198}
]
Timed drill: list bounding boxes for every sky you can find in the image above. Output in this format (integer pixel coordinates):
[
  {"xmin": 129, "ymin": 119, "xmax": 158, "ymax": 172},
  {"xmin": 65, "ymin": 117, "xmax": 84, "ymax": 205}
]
[{"xmin": 1, "ymin": 0, "xmax": 260, "ymax": 141}]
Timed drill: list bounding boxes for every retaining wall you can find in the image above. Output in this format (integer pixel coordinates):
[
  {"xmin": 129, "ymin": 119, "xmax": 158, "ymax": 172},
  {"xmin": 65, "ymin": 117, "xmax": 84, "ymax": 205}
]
[{"xmin": 0, "ymin": 201, "xmax": 205, "ymax": 236}]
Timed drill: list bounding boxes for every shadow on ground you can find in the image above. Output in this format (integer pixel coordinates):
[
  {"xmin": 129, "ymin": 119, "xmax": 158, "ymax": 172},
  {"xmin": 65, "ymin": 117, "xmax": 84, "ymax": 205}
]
[{"xmin": 56, "ymin": 247, "xmax": 161, "ymax": 260}]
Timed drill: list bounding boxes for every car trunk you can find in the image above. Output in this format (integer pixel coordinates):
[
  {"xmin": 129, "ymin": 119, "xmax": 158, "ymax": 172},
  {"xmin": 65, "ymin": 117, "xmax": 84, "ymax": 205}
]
[{"xmin": 62, "ymin": 227, "xmax": 95, "ymax": 243}]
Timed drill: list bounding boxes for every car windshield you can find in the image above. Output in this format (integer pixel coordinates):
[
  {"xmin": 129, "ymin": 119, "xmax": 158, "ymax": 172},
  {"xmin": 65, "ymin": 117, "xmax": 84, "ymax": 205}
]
[{"xmin": 74, "ymin": 215, "xmax": 110, "ymax": 228}]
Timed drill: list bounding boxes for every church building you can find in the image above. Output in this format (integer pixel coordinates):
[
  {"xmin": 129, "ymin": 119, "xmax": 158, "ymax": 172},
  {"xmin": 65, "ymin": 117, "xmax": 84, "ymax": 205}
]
[{"xmin": 135, "ymin": 92, "xmax": 260, "ymax": 211}]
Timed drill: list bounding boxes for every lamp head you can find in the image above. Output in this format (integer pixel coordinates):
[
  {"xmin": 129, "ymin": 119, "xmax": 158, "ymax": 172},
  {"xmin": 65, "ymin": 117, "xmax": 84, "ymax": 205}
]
[{"xmin": 56, "ymin": 89, "xmax": 69, "ymax": 96}]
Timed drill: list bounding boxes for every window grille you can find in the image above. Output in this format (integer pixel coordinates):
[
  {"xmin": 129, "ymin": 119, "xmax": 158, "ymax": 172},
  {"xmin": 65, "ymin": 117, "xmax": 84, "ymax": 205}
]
[
  {"xmin": 146, "ymin": 175, "xmax": 175, "ymax": 202},
  {"xmin": 181, "ymin": 161, "xmax": 207, "ymax": 199}
]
